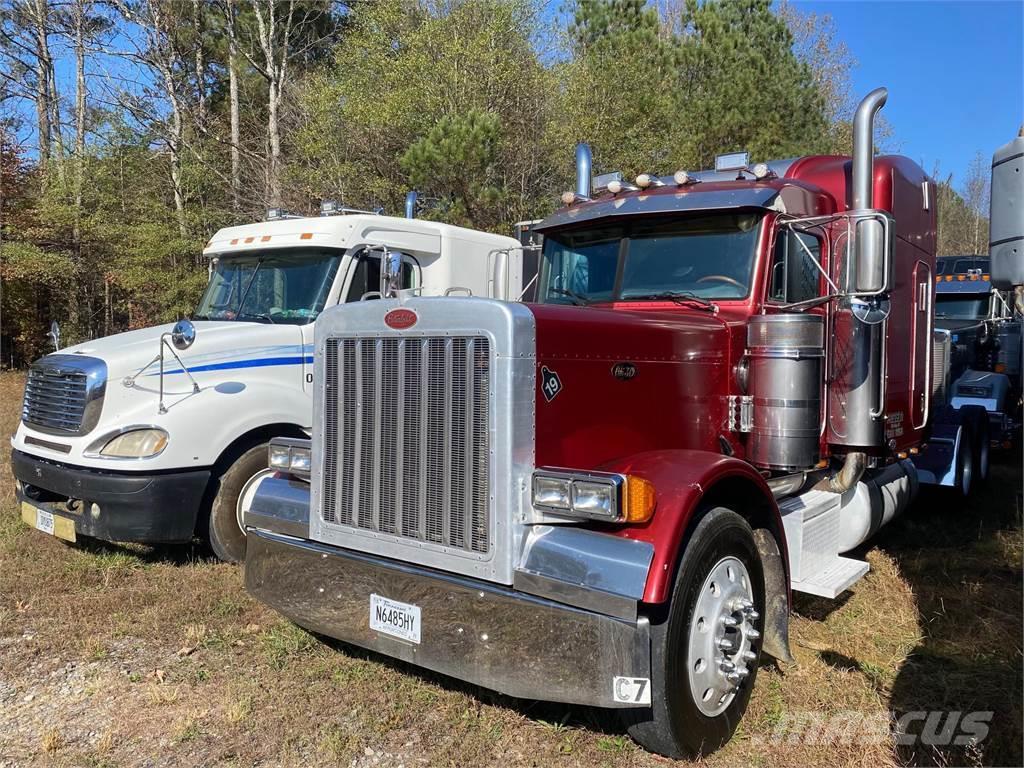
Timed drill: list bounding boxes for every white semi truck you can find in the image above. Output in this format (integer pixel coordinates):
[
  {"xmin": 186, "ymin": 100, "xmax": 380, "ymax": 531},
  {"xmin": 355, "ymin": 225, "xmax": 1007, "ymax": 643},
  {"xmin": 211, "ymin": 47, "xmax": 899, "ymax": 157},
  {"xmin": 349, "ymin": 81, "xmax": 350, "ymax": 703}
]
[{"xmin": 12, "ymin": 205, "xmax": 531, "ymax": 561}]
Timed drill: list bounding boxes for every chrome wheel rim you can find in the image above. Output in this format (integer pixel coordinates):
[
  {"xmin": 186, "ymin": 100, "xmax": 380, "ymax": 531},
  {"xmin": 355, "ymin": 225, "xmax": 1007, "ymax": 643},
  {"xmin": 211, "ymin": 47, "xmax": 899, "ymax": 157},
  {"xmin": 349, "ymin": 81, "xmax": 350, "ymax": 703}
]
[
  {"xmin": 687, "ymin": 556, "xmax": 759, "ymax": 717},
  {"xmin": 236, "ymin": 469, "xmax": 274, "ymax": 535}
]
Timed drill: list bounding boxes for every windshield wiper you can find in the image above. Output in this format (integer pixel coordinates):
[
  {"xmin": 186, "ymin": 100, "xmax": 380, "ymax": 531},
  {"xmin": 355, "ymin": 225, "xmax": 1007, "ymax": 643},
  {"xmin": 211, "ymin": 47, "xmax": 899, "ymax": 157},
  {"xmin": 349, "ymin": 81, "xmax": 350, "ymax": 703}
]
[
  {"xmin": 625, "ymin": 291, "xmax": 718, "ymax": 311},
  {"xmin": 235, "ymin": 259, "xmax": 263, "ymax": 318},
  {"xmin": 549, "ymin": 287, "xmax": 592, "ymax": 306},
  {"xmin": 235, "ymin": 311, "xmax": 275, "ymax": 324}
]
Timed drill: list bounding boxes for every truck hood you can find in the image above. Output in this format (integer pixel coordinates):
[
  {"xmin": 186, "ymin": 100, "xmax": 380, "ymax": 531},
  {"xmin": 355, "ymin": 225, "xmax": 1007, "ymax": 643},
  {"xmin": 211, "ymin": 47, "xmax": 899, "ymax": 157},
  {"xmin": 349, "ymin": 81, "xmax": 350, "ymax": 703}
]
[
  {"xmin": 528, "ymin": 304, "xmax": 733, "ymax": 469},
  {"xmin": 60, "ymin": 321, "xmax": 308, "ymax": 380}
]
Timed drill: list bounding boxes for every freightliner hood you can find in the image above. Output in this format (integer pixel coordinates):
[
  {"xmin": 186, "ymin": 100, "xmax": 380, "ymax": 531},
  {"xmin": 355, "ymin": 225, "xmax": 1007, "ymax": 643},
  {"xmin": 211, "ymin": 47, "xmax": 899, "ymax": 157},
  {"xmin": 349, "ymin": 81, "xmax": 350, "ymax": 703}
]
[
  {"xmin": 527, "ymin": 304, "xmax": 732, "ymax": 470},
  {"xmin": 15, "ymin": 321, "xmax": 309, "ymax": 470}
]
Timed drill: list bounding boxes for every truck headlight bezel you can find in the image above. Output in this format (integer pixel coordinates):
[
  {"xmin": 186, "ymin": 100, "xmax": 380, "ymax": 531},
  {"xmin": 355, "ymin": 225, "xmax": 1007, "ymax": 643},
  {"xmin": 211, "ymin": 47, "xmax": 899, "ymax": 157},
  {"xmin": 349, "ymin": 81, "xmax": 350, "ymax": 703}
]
[
  {"xmin": 86, "ymin": 427, "xmax": 169, "ymax": 459},
  {"xmin": 268, "ymin": 437, "xmax": 312, "ymax": 479},
  {"xmin": 531, "ymin": 468, "xmax": 656, "ymax": 523}
]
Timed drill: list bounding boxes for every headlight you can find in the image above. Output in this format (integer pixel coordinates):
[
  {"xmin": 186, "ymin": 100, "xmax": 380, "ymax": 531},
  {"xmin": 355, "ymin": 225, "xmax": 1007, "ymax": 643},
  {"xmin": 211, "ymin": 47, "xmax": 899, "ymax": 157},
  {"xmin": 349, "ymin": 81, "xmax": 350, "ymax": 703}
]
[
  {"xmin": 531, "ymin": 468, "xmax": 656, "ymax": 523},
  {"xmin": 268, "ymin": 438, "xmax": 312, "ymax": 479},
  {"xmin": 532, "ymin": 476, "xmax": 571, "ymax": 509},
  {"xmin": 98, "ymin": 428, "xmax": 169, "ymax": 458}
]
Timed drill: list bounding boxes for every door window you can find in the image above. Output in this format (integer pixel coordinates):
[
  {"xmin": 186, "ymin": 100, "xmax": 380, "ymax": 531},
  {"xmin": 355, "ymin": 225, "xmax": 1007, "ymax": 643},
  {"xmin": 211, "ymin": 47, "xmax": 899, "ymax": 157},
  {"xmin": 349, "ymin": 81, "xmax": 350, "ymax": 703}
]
[
  {"xmin": 768, "ymin": 230, "xmax": 823, "ymax": 304},
  {"xmin": 345, "ymin": 252, "xmax": 417, "ymax": 302}
]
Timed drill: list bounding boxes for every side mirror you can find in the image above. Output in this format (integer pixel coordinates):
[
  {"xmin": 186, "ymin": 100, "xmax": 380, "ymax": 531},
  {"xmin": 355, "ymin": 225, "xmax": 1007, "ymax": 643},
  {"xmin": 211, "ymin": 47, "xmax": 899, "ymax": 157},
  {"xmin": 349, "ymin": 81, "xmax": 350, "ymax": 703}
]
[
  {"xmin": 379, "ymin": 249, "xmax": 403, "ymax": 298},
  {"xmin": 852, "ymin": 215, "xmax": 892, "ymax": 294},
  {"xmin": 171, "ymin": 319, "xmax": 197, "ymax": 350}
]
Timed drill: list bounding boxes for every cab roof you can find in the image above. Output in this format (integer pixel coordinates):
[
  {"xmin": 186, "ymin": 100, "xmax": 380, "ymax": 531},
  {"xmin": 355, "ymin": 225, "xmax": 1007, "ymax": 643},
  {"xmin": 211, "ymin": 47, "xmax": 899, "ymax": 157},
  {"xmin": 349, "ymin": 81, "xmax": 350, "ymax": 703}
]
[{"xmin": 203, "ymin": 213, "xmax": 518, "ymax": 256}]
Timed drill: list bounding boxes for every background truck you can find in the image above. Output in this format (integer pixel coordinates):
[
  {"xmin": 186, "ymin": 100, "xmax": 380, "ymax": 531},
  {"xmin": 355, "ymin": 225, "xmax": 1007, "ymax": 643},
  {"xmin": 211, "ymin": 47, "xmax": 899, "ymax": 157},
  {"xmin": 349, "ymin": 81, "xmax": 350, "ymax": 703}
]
[
  {"xmin": 12, "ymin": 204, "xmax": 532, "ymax": 561},
  {"xmin": 242, "ymin": 91, "xmax": 1023, "ymax": 757}
]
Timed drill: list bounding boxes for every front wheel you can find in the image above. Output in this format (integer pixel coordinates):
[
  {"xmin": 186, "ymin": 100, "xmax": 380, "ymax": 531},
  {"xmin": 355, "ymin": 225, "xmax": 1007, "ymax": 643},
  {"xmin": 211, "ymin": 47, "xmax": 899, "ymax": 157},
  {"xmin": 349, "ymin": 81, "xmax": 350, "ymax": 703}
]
[
  {"xmin": 205, "ymin": 443, "xmax": 269, "ymax": 563},
  {"xmin": 627, "ymin": 507, "xmax": 765, "ymax": 758}
]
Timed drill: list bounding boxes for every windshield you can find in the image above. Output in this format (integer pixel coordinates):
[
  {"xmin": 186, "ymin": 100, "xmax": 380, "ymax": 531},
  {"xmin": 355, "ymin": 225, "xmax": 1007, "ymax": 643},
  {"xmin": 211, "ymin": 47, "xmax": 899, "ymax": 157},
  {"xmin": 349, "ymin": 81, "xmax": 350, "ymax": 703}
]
[
  {"xmin": 935, "ymin": 295, "xmax": 988, "ymax": 320},
  {"xmin": 538, "ymin": 213, "xmax": 763, "ymax": 304},
  {"xmin": 194, "ymin": 248, "xmax": 341, "ymax": 325}
]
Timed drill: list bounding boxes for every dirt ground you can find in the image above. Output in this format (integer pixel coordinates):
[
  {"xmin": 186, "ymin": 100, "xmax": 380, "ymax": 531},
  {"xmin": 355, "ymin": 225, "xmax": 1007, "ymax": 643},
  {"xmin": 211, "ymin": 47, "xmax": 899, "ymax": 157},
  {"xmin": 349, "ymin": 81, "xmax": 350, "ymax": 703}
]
[{"xmin": 0, "ymin": 370, "xmax": 1020, "ymax": 768}]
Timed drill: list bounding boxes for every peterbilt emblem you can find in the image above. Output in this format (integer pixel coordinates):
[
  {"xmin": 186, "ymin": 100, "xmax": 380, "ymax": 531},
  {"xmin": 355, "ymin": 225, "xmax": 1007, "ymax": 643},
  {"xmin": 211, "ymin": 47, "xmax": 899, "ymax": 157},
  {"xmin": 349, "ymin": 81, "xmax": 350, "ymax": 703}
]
[
  {"xmin": 540, "ymin": 366, "xmax": 562, "ymax": 402},
  {"xmin": 384, "ymin": 308, "xmax": 418, "ymax": 330},
  {"xmin": 612, "ymin": 362, "xmax": 637, "ymax": 381}
]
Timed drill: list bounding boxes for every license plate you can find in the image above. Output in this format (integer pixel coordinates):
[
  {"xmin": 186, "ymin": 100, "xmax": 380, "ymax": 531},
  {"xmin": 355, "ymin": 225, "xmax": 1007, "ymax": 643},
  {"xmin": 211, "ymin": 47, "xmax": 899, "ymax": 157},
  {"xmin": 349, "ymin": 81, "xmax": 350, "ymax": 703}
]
[
  {"xmin": 21, "ymin": 501, "xmax": 76, "ymax": 543},
  {"xmin": 369, "ymin": 594, "xmax": 421, "ymax": 644}
]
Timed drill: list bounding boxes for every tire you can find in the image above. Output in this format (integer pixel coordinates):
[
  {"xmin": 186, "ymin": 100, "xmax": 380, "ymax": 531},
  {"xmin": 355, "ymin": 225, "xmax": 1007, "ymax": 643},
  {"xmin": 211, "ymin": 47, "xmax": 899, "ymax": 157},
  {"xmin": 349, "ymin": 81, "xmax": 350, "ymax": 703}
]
[
  {"xmin": 205, "ymin": 442, "xmax": 269, "ymax": 563},
  {"xmin": 953, "ymin": 422, "xmax": 975, "ymax": 498},
  {"xmin": 626, "ymin": 507, "xmax": 765, "ymax": 758},
  {"xmin": 962, "ymin": 406, "xmax": 990, "ymax": 485}
]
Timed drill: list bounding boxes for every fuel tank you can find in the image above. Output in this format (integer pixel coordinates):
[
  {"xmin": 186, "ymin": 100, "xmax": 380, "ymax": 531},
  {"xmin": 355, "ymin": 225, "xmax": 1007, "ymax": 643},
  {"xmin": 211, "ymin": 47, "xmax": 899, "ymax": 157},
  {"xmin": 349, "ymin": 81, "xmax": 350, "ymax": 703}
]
[{"xmin": 528, "ymin": 304, "xmax": 732, "ymax": 469}]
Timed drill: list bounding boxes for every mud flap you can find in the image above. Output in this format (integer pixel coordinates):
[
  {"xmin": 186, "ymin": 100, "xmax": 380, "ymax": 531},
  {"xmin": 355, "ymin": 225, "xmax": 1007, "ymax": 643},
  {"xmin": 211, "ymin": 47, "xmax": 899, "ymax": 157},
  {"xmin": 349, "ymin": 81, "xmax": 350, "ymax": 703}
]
[{"xmin": 753, "ymin": 528, "xmax": 794, "ymax": 663}]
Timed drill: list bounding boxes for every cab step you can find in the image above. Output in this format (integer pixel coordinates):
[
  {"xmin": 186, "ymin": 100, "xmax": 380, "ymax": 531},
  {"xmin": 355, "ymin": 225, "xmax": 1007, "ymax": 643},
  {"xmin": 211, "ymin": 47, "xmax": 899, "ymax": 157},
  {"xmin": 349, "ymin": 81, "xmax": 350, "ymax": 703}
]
[
  {"xmin": 779, "ymin": 488, "xmax": 870, "ymax": 599},
  {"xmin": 790, "ymin": 556, "xmax": 870, "ymax": 599}
]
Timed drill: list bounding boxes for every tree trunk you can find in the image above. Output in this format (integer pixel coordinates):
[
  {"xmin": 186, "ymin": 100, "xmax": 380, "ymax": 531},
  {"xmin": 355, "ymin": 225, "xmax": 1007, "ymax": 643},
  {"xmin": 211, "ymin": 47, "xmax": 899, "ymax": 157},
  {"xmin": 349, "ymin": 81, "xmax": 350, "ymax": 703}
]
[
  {"xmin": 227, "ymin": 0, "xmax": 241, "ymax": 213},
  {"xmin": 192, "ymin": 0, "xmax": 206, "ymax": 127},
  {"xmin": 73, "ymin": 0, "xmax": 87, "ymax": 249},
  {"xmin": 31, "ymin": 0, "xmax": 51, "ymax": 178},
  {"xmin": 267, "ymin": 78, "xmax": 281, "ymax": 206}
]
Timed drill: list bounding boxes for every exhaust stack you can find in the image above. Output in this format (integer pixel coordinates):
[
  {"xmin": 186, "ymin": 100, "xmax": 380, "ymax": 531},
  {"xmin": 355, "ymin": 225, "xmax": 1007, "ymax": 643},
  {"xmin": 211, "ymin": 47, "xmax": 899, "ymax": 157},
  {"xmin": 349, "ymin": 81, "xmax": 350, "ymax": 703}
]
[
  {"xmin": 575, "ymin": 143, "xmax": 592, "ymax": 199},
  {"xmin": 851, "ymin": 87, "xmax": 887, "ymax": 211},
  {"xmin": 404, "ymin": 190, "xmax": 418, "ymax": 219},
  {"xmin": 827, "ymin": 88, "xmax": 891, "ymax": 454}
]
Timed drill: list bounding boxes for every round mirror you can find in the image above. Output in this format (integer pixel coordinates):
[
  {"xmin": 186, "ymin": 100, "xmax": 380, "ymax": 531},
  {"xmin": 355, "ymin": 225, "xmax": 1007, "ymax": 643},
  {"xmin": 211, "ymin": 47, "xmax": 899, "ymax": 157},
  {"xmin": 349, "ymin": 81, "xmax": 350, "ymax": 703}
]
[{"xmin": 171, "ymin": 319, "xmax": 197, "ymax": 350}]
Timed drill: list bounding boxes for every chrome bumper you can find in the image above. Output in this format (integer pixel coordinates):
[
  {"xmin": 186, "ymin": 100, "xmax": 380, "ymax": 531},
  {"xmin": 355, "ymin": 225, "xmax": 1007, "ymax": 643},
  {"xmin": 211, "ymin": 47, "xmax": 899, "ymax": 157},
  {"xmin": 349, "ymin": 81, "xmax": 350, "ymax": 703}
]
[{"xmin": 245, "ymin": 528, "xmax": 652, "ymax": 708}]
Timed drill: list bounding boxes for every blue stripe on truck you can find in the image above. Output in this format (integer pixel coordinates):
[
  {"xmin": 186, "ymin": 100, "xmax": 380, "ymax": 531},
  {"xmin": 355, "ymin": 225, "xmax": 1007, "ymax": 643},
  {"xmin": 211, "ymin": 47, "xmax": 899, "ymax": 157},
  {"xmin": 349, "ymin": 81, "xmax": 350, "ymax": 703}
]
[{"xmin": 157, "ymin": 355, "xmax": 314, "ymax": 375}]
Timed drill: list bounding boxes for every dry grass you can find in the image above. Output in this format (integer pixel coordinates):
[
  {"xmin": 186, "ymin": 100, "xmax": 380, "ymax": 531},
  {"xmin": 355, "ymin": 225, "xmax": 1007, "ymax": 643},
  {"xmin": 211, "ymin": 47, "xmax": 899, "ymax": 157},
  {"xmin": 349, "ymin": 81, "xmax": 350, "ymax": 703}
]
[{"xmin": 0, "ymin": 370, "xmax": 1020, "ymax": 767}]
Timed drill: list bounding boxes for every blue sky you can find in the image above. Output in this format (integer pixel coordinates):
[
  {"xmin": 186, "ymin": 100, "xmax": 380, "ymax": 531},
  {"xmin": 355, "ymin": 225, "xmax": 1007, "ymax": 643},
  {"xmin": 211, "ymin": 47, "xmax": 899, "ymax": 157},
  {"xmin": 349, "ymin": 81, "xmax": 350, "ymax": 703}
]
[{"xmin": 791, "ymin": 0, "xmax": 1024, "ymax": 189}]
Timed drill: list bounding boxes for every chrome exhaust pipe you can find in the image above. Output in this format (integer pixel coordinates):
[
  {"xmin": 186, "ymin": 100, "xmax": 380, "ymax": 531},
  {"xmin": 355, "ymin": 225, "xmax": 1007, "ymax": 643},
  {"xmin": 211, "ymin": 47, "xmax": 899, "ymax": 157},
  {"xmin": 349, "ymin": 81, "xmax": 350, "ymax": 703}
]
[
  {"xmin": 851, "ymin": 87, "xmax": 887, "ymax": 211},
  {"xmin": 575, "ymin": 143, "xmax": 592, "ymax": 199},
  {"xmin": 404, "ymin": 190, "xmax": 418, "ymax": 219},
  {"xmin": 828, "ymin": 451, "xmax": 867, "ymax": 494}
]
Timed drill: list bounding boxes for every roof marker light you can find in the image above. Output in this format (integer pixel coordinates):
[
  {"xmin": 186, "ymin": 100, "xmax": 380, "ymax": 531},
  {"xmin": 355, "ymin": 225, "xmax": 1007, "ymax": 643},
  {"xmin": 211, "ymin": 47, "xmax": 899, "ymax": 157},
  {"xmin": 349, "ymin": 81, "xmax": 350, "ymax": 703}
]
[
  {"xmin": 673, "ymin": 170, "xmax": 699, "ymax": 186},
  {"xmin": 560, "ymin": 190, "xmax": 578, "ymax": 206},
  {"xmin": 635, "ymin": 174, "xmax": 665, "ymax": 189},
  {"xmin": 752, "ymin": 162, "xmax": 773, "ymax": 180}
]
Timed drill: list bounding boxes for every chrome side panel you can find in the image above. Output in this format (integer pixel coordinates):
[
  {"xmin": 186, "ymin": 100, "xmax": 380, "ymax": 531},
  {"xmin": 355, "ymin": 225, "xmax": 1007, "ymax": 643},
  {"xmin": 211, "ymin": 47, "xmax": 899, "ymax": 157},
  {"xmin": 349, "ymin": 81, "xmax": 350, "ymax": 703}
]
[
  {"xmin": 246, "ymin": 529, "xmax": 650, "ymax": 708},
  {"xmin": 245, "ymin": 476, "xmax": 311, "ymax": 538},
  {"xmin": 310, "ymin": 297, "xmax": 536, "ymax": 583},
  {"xmin": 514, "ymin": 526, "xmax": 654, "ymax": 621}
]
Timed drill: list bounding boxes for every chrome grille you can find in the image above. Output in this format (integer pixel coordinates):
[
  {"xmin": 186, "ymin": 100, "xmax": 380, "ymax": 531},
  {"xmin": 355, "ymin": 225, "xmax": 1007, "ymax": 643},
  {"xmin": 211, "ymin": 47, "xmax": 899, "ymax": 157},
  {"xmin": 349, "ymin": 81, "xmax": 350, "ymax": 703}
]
[
  {"xmin": 23, "ymin": 363, "xmax": 88, "ymax": 434},
  {"xmin": 322, "ymin": 336, "xmax": 491, "ymax": 554}
]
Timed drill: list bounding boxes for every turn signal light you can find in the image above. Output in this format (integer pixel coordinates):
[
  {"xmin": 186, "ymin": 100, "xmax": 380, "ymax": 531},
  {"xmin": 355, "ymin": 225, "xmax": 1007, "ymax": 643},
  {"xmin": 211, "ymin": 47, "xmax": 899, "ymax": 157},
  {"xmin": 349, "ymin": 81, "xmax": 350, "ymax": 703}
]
[{"xmin": 624, "ymin": 476, "xmax": 656, "ymax": 523}]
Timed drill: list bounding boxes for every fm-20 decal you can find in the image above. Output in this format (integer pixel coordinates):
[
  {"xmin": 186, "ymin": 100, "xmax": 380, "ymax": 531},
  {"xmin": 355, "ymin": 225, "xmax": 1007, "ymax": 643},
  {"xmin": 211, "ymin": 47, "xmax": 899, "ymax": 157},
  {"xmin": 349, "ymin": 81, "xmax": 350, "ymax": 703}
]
[{"xmin": 540, "ymin": 366, "xmax": 562, "ymax": 402}]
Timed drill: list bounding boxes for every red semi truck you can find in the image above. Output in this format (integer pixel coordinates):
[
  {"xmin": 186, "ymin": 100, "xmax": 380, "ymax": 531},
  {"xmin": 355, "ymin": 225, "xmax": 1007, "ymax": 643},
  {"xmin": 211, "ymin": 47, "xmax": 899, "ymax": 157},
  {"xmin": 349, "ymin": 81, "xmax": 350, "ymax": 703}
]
[{"xmin": 241, "ymin": 90, "xmax": 1022, "ymax": 757}]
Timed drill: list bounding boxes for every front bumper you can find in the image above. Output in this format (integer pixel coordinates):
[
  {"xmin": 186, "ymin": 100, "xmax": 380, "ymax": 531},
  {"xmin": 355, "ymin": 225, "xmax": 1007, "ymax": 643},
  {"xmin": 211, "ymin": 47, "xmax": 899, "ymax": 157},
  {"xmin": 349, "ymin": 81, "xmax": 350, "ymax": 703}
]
[
  {"xmin": 11, "ymin": 449, "xmax": 210, "ymax": 544},
  {"xmin": 245, "ymin": 528, "xmax": 652, "ymax": 708}
]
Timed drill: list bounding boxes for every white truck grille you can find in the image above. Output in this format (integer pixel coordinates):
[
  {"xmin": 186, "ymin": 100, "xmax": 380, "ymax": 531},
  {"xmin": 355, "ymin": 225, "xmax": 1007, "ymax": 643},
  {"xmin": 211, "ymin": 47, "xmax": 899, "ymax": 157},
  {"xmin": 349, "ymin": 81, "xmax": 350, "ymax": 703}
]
[{"xmin": 321, "ymin": 336, "xmax": 491, "ymax": 554}]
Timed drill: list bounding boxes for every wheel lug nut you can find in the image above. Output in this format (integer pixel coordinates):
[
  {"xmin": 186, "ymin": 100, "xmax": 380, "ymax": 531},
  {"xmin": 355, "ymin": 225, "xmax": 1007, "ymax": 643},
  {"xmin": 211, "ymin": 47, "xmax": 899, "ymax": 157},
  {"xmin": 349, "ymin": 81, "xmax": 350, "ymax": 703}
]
[
  {"xmin": 719, "ymin": 659, "xmax": 735, "ymax": 672},
  {"xmin": 746, "ymin": 628, "xmax": 761, "ymax": 640},
  {"xmin": 745, "ymin": 609, "xmax": 760, "ymax": 621},
  {"xmin": 717, "ymin": 637, "xmax": 735, "ymax": 651},
  {"xmin": 721, "ymin": 616, "xmax": 738, "ymax": 627},
  {"xmin": 727, "ymin": 672, "xmax": 742, "ymax": 684},
  {"xmin": 742, "ymin": 650, "xmax": 757, "ymax": 662}
]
